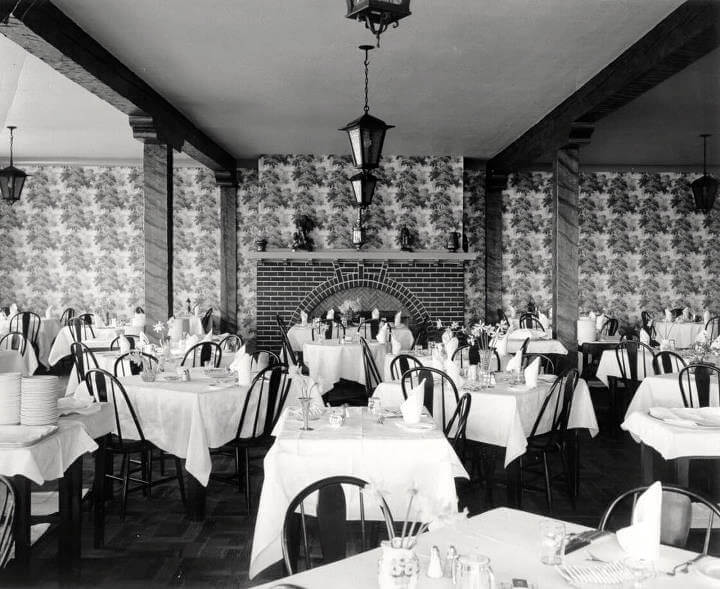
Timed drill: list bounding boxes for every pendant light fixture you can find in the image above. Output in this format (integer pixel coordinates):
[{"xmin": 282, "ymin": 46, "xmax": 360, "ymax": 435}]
[
  {"xmin": 0, "ymin": 126, "xmax": 27, "ymax": 204},
  {"xmin": 345, "ymin": 0, "xmax": 411, "ymax": 47},
  {"xmin": 692, "ymin": 134, "xmax": 718, "ymax": 213}
]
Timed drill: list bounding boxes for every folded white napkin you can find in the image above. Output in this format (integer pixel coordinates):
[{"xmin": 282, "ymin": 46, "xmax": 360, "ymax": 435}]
[
  {"xmin": 430, "ymin": 347, "xmax": 444, "ymax": 370},
  {"xmin": 495, "ymin": 334, "xmax": 508, "ymax": 357},
  {"xmin": 376, "ymin": 324, "xmax": 388, "ymax": 344},
  {"xmin": 538, "ymin": 312, "xmax": 550, "ymax": 331},
  {"xmin": 118, "ymin": 336, "xmax": 131, "ymax": 355},
  {"xmin": 441, "ymin": 330, "xmax": 452, "ymax": 345},
  {"xmin": 682, "ymin": 307, "xmax": 692, "ymax": 321},
  {"xmin": 664, "ymin": 308, "xmax": 673, "ymax": 322},
  {"xmin": 193, "ymin": 305, "xmax": 200, "ymax": 317},
  {"xmin": 400, "ymin": 379, "xmax": 425, "ymax": 424},
  {"xmin": 229, "ymin": 344, "xmax": 252, "ymax": 386},
  {"xmin": 588, "ymin": 311, "xmax": 596, "ymax": 320},
  {"xmin": 616, "ymin": 481, "xmax": 662, "ymax": 561},
  {"xmin": 444, "ymin": 359, "xmax": 464, "ymax": 389},
  {"xmin": 9, "ymin": 304, "xmax": 17, "ymax": 316},
  {"xmin": 326, "ymin": 309, "xmax": 334, "ymax": 320},
  {"xmin": 505, "ymin": 350, "xmax": 522, "ymax": 373},
  {"xmin": 391, "ymin": 335, "xmax": 402, "ymax": 355},
  {"xmin": 436, "ymin": 319, "xmax": 443, "ymax": 329},
  {"xmin": 202, "ymin": 331, "xmax": 213, "ymax": 342},
  {"xmin": 132, "ymin": 312, "xmax": 146, "ymax": 328},
  {"xmin": 300, "ymin": 310, "xmax": 308, "ymax": 326},
  {"xmin": 523, "ymin": 357, "xmax": 540, "ymax": 388},
  {"xmin": 93, "ymin": 311, "xmax": 106, "ymax": 327},
  {"xmin": 139, "ymin": 331, "xmax": 150, "ymax": 346},
  {"xmin": 45, "ymin": 305, "xmax": 54, "ymax": 319},
  {"xmin": 445, "ymin": 337, "xmax": 459, "ymax": 361},
  {"xmin": 595, "ymin": 313, "xmax": 606, "ymax": 333},
  {"xmin": 371, "ymin": 308, "xmax": 380, "ymax": 320},
  {"xmin": 394, "ymin": 311, "xmax": 402, "ymax": 327},
  {"xmin": 508, "ymin": 305, "xmax": 516, "ymax": 319},
  {"xmin": 639, "ymin": 329, "xmax": 650, "ymax": 344},
  {"xmin": 704, "ymin": 310, "xmax": 711, "ymax": 324},
  {"xmin": 184, "ymin": 334, "xmax": 199, "ymax": 352}
]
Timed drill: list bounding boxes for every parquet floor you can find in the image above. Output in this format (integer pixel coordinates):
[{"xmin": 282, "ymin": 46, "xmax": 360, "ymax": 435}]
[{"xmin": 0, "ymin": 379, "xmax": 706, "ymax": 588}]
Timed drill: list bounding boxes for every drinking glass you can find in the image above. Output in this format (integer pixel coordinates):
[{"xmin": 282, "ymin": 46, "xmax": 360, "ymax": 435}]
[
  {"xmin": 299, "ymin": 396, "xmax": 313, "ymax": 431},
  {"xmin": 623, "ymin": 558, "xmax": 655, "ymax": 588},
  {"xmin": 539, "ymin": 520, "xmax": 565, "ymax": 565},
  {"xmin": 455, "ymin": 554, "xmax": 495, "ymax": 589}
]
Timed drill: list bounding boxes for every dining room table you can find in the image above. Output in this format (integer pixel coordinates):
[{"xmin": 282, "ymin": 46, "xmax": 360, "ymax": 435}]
[
  {"xmin": 0, "ymin": 316, "xmax": 61, "ymax": 370},
  {"xmin": 302, "ymin": 339, "xmax": 386, "ymax": 394},
  {"xmin": 653, "ymin": 320, "xmax": 705, "ymax": 349},
  {"xmin": 47, "ymin": 326, "xmax": 123, "ymax": 366},
  {"xmin": 505, "ymin": 328, "xmax": 568, "ymax": 355},
  {"xmin": 250, "ymin": 506, "xmax": 720, "ymax": 588},
  {"xmin": 248, "ymin": 405, "xmax": 468, "ymax": 579},
  {"xmin": 595, "ymin": 346, "xmax": 656, "ymax": 388},
  {"xmin": 0, "ymin": 347, "xmax": 38, "ymax": 376}
]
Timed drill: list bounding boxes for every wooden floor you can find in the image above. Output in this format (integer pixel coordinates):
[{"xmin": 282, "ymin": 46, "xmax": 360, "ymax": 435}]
[{"xmin": 0, "ymin": 380, "xmax": 708, "ymax": 588}]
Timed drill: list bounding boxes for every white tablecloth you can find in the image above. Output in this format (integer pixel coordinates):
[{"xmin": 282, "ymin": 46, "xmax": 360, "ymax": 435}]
[
  {"xmin": 0, "ymin": 348, "xmax": 37, "ymax": 376},
  {"xmin": 168, "ymin": 315, "xmax": 205, "ymax": 340},
  {"xmin": 0, "ymin": 421, "xmax": 97, "ymax": 485},
  {"xmin": 374, "ymin": 376, "xmax": 598, "ymax": 467},
  {"xmin": 47, "ymin": 326, "xmax": 119, "ymax": 366},
  {"xmin": 625, "ymin": 373, "xmax": 719, "ymax": 417},
  {"xmin": 381, "ymin": 350, "xmax": 434, "ymax": 380},
  {"xmin": 251, "ymin": 507, "xmax": 713, "ymax": 589},
  {"xmin": 506, "ymin": 334, "xmax": 568, "ymax": 355},
  {"xmin": 0, "ymin": 317, "xmax": 59, "ymax": 370},
  {"xmin": 653, "ymin": 321, "xmax": 705, "ymax": 349},
  {"xmin": 286, "ymin": 324, "xmax": 315, "ymax": 351},
  {"xmin": 302, "ymin": 340, "xmax": 387, "ymax": 394},
  {"xmin": 60, "ymin": 403, "xmax": 115, "ymax": 441},
  {"xmin": 249, "ymin": 406, "xmax": 467, "ymax": 578},
  {"xmin": 596, "ymin": 348, "xmax": 655, "ymax": 388}
]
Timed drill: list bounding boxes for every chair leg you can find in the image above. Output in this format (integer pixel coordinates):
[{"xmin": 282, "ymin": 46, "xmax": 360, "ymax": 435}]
[
  {"xmin": 234, "ymin": 447, "xmax": 242, "ymax": 494},
  {"xmin": 174, "ymin": 457, "xmax": 187, "ymax": 506},
  {"xmin": 141, "ymin": 451, "xmax": 149, "ymax": 497},
  {"xmin": 120, "ymin": 454, "xmax": 130, "ymax": 520},
  {"xmin": 559, "ymin": 447, "xmax": 576, "ymax": 511},
  {"xmin": 244, "ymin": 448, "xmax": 251, "ymax": 514},
  {"xmin": 542, "ymin": 452, "xmax": 553, "ymax": 513}
]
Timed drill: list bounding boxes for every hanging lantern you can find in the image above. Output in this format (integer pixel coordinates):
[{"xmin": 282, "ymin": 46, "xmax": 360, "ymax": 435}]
[
  {"xmin": 0, "ymin": 126, "xmax": 27, "ymax": 204},
  {"xmin": 340, "ymin": 45, "xmax": 394, "ymax": 170},
  {"xmin": 345, "ymin": 0, "xmax": 411, "ymax": 47},
  {"xmin": 350, "ymin": 171, "xmax": 377, "ymax": 207},
  {"xmin": 692, "ymin": 134, "xmax": 718, "ymax": 213}
]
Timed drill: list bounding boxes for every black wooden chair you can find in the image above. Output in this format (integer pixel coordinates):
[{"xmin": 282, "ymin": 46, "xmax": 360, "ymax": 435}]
[
  {"xmin": 599, "ymin": 318, "xmax": 619, "ymax": 337},
  {"xmin": 359, "ymin": 338, "xmax": 383, "ymax": 398},
  {"xmin": 653, "ymin": 350, "xmax": 686, "ymax": 375},
  {"xmin": 219, "ymin": 334, "xmax": 242, "ymax": 353},
  {"xmin": 0, "ymin": 331, "xmax": 27, "ymax": 356},
  {"xmin": 599, "ymin": 485, "xmax": 720, "ymax": 555},
  {"xmin": 281, "ymin": 475, "xmax": 394, "ymax": 574},
  {"xmin": 70, "ymin": 341, "xmax": 99, "ymax": 384},
  {"xmin": 85, "ymin": 368, "xmax": 186, "ymax": 519},
  {"xmin": 9, "ymin": 311, "xmax": 40, "ymax": 354},
  {"xmin": 640, "ymin": 310, "xmax": 659, "ymax": 346},
  {"xmin": 212, "ymin": 364, "xmax": 291, "ymax": 512},
  {"xmin": 114, "ymin": 352, "xmax": 159, "ymax": 377},
  {"xmin": 522, "ymin": 353, "xmax": 556, "ymax": 375},
  {"xmin": 324, "ymin": 319, "xmax": 345, "ymax": 340},
  {"xmin": 389, "ymin": 353, "xmax": 423, "ymax": 380},
  {"xmin": 77, "ymin": 313, "xmax": 95, "ymax": 325},
  {"xmin": 67, "ymin": 317, "xmax": 95, "ymax": 342},
  {"xmin": 519, "ymin": 312, "xmax": 544, "ymax": 331},
  {"xmin": 705, "ymin": 316, "xmax": 720, "ymax": 342},
  {"xmin": 110, "ymin": 335, "xmax": 138, "ymax": 350},
  {"xmin": 277, "ymin": 315, "xmax": 309, "ymax": 374},
  {"xmin": 678, "ymin": 363, "xmax": 720, "ymax": 408},
  {"xmin": 181, "ymin": 342, "xmax": 222, "ymax": 368},
  {"xmin": 444, "ymin": 393, "xmax": 471, "ymax": 462},
  {"xmin": 250, "ymin": 349, "xmax": 281, "ymax": 371},
  {"xmin": 0, "ymin": 475, "xmax": 15, "ymax": 568},
  {"xmin": 201, "ymin": 308, "xmax": 214, "ymax": 333},
  {"xmin": 608, "ymin": 340, "xmax": 654, "ymax": 430},
  {"xmin": 519, "ymin": 368, "xmax": 579, "ymax": 512},
  {"xmin": 60, "ymin": 307, "xmax": 75, "ymax": 325},
  {"xmin": 400, "ymin": 366, "xmax": 459, "ymax": 430},
  {"xmin": 451, "ymin": 345, "xmax": 501, "ymax": 372},
  {"xmin": 357, "ymin": 319, "xmax": 380, "ymax": 340}
]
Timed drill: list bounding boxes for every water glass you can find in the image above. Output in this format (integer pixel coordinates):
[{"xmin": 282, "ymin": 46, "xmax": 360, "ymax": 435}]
[
  {"xmin": 539, "ymin": 520, "xmax": 565, "ymax": 565},
  {"xmin": 299, "ymin": 396, "xmax": 313, "ymax": 431},
  {"xmin": 455, "ymin": 554, "xmax": 495, "ymax": 589},
  {"xmin": 622, "ymin": 558, "xmax": 655, "ymax": 588}
]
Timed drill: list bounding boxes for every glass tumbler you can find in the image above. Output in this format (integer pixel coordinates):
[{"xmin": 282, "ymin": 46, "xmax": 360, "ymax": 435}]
[
  {"xmin": 539, "ymin": 520, "xmax": 565, "ymax": 565},
  {"xmin": 455, "ymin": 554, "xmax": 495, "ymax": 589}
]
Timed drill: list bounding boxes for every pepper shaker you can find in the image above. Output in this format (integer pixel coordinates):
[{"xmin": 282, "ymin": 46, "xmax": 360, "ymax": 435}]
[
  {"xmin": 445, "ymin": 545, "xmax": 458, "ymax": 582},
  {"xmin": 427, "ymin": 545, "xmax": 443, "ymax": 578}
]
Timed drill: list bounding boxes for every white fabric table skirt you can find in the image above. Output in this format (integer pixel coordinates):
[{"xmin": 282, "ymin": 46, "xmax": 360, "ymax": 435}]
[
  {"xmin": 625, "ymin": 373, "xmax": 719, "ymax": 417},
  {"xmin": 374, "ymin": 376, "xmax": 598, "ymax": 467},
  {"xmin": 60, "ymin": 403, "xmax": 115, "ymax": 441},
  {"xmin": 0, "ymin": 317, "xmax": 59, "ymax": 370},
  {"xmin": 595, "ymin": 348, "xmax": 655, "ymax": 388},
  {"xmin": 653, "ymin": 321, "xmax": 705, "ymax": 349},
  {"xmin": 0, "ymin": 348, "xmax": 37, "ymax": 376},
  {"xmin": 506, "ymin": 337, "xmax": 568, "ymax": 356},
  {"xmin": 251, "ymin": 507, "xmax": 712, "ymax": 589},
  {"xmin": 47, "ymin": 326, "xmax": 120, "ymax": 366},
  {"xmin": 302, "ymin": 340, "xmax": 386, "ymax": 394},
  {"xmin": 0, "ymin": 421, "xmax": 97, "ymax": 485},
  {"xmin": 622, "ymin": 411, "xmax": 720, "ymax": 460},
  {"xmin": 249, "ymin": 406, "xmax": 467, "ymax": 578},
  {"xmin": 286, "ymin": 324, "xmax": 315, "ymax": 351}
]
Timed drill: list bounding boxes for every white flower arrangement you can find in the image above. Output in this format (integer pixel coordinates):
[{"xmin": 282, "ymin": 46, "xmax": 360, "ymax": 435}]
[
  {"xmin": 339, "ymin": 298, "xmax": 361, "ymax": 316},
  {"xmin": 692, "ymin": 329, "xmax": 720, "ymax": 361}
]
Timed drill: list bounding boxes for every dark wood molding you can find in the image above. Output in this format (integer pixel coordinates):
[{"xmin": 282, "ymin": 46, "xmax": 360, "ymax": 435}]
[
  {"xmin": 489, "ymin": 0, "xmax": 720, "ymax": 172},
  {"xmin": 217, "ymin": 173, "xmax": 238, "ymax": 333},
  {"xmin": 484, "ymin": 168, "xmax": 507, "ymax": 322},
  {"xmin": 0, "ymin": 0, "xmax": 236, "ymax": 173}
]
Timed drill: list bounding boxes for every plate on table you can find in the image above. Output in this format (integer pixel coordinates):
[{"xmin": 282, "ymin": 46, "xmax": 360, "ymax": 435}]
[
  {"xmin": 697, "ymin": 557, "xmax": 720, "ymax": 580},
  {"xmin": 537, "ymin": 374, "xmax": 556, "ymax": 383},
  {"xmin": 203, "ymin": 368, "xmax": 229, "ymax": 378},
  {"xmin": 161, "ymin": 375, "xmax": 180, "ymax": 382}
]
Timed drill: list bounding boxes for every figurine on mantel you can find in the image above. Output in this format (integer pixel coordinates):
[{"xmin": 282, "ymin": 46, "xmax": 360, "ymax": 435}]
[
  {"xmin": 397, "ymin": 224, "xmax": 413, "ymax": 252},
  {"xmin": 290, "ymin": 214, "xmax": 315, "ymax": 252}
]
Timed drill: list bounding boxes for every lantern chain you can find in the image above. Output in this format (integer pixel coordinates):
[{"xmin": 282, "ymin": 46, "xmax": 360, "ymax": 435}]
[{"xmin": 363, "ymin": 47, "xmax": 370, "ymax": 114}]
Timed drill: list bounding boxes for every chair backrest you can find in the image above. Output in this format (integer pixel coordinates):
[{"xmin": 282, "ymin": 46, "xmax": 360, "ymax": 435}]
[
  {"xmin": 281, "ymin": 475, "xmax": 394, "ymax": 575},
  {"xmin": 359, "ymin": 338, "xmax": 382, "ymax": 397},
  {"xmin": 652, "ymin": 351, "xmax": 686, "ymax": 376},
  {"xmin": 451, "ymin": 345, "xmax": 501, "ymax": 371},
  {"xmin": 0, "ymin": 331, "xmax": 27, "ymax": 356},
  {"xmin": 85, "ymin": 368, "xmax": 145, "ymax": 446},
  {"xmin": 0, "ymin": 475, "xmax": 15, "ymax": 568},
  {"xmin": 201, "ymin": 308, "xmax": 213, "ymax": 333},
  {"xmin": 60, "ymin": 307, "xmax": 75, "ymax": 325},
  {"xmin": 497, "ymin": 308, "xmax": 509, "ymax": 324},
  {"xmin": 235, "ymin": 364, "xmax": 292, "ymax": 440},
  {"xmin": 444, "ymin": 392, "xmax": 471, "ymax": 459},
  {"xmin": 400, "ymin": 366, "xmax": 459, "ymax": 429},
  {"xmin": 276, "ymin": 315, "xmax": 300, "ymax": 367},
  {"xmin": 77, "ymin": 313, "xmax": 94, "ymax": 325},
  {"xmin": 705, "ymin": 316, "xmax": 720, "ymax": 342},
  {"xmin": 356, "ymin": 319, "xmax": 379, "ymax": 340},
  {"xmin": 522, "ymin": 353, "xmax": 555, "ymax": 375},
  {"xmin": 519, "ymin": 312, "xmax": 543, "ymax": 331},
  {"xmin": 110, "ymin": 335, "xmax": 138, "ymax": 350},
  {"xmin": 67, "ymin": 317, "xmax": 94, "ymax": 342},
  {"xmin": 325, "ymin": 320, "xmax": 346, "ymax": 340},
  {"xmin": 114, "ymin": 352, "xmax": 158, "ymax": 377},
  {"xmin": 70, "ymin": 342, "xmax": 99, "ymax": 383},
  {"xmin": 411, "ymin": 322, "xmax": 428, "ymax": 349},
  {"xmin": 219, "ymin": 334, "xmax": 242, "ymax": 352},
  {"xmin": 181, "ymin": 342, "xmax": 222, "ymax": 368},
  {"xmin": 528, "ymin": 368, "xmax": 579, "ymax": 443},
  {"xmin": 389, "ymin": 353, "xmax": 423, "ymax": 380},
  {"xmin": 9, "ymin": 311, "xmax": 40, "ymax": 345},
  {"xmin": 615, "ymin": 340, "xmax": 654, "ymax": 381},
  {"xmin": 250, "ymin": 349, "xmax": 281, "ymax": 371},
  {"xmin": 599, "ymin": 318, "xmax": 619, "ymax": 337},
  {"xmin": 678, "ymin": 363, "xmax": 720, "ymax": 408},
  {"xmin": 599, "ymin": 485, "xmax": 720, "ymax": 555}
]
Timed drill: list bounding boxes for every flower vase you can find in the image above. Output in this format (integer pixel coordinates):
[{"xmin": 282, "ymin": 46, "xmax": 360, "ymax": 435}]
[
  {"xmin": 468, "ymin": 343, "xmax": 480, "ymax": 366},
  {"xmin": 660, "ymin": 339, "xmax": 670, "ymax": 351},
  {"xmin": 378, "ymin": 539, "xmax": 419, "ymax": 589}
]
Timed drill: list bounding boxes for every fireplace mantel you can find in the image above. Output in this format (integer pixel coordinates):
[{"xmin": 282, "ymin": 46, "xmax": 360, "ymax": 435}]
[{"xmin": 248, "ymin": 249, "xmax": 478, "ymax": 264}]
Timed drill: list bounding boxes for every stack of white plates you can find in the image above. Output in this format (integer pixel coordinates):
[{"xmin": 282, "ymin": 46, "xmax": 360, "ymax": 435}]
[
  {"xmin": 20, "ymin": 376, "xmax": 60, "ymax": 426},
  {"xmin": 0, "ymin": 372, "xmax": 21, "ymax": 425}
]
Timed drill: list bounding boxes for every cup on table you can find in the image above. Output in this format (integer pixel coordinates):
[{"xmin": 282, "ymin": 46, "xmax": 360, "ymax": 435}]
[
  {"xmin": 622, "ymin": 557, "xmax": 655, "ymax": 587},
  {"xmin": 539, "ymin": 520, "xmax": 565, "ymax": 565},
  {"xmin": 455, "ymin": 554, "xmax": 495, "ymax": 589}
]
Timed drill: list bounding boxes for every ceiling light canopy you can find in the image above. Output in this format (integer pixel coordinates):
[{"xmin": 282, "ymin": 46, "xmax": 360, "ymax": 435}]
[{"xmin": 345, "ymin": 0, "xmax": 411, "ymax": 47}]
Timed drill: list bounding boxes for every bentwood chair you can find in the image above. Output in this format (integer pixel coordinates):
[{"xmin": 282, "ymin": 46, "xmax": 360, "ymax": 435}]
[
  {"xmin": 599, "ymin": 485, "xmax": 720, "ymax": 555},
  {"xmin": 9, "ymin": 311, "xmax": 40, "ymax": 353},
  {"xmin": 522, "ymin": 353, "xmax": 556, "ymax": 375},
  {"xmin": 705, "ymin": 316, "xmax": 720, "ymax": 342},
  {"xmin": 389, "ymin": 353, "xmax": 423, "ymax": 380},
  {"xmin": 519, "ymin": 368, "xmax": 579, "ymax": 512},
  {"xmin": 357, "ymin": 318, "xmax": 380, "ymax": 340},
  {"xmin": 60, "ymin": 307, "xmax": 76, "ymax": 325},
  {"xmin": 212, "ymin": 364, "xmax": 291, "ymax": 512},
  {"xmin": 599, "ymin": 318, "xmax": 619, "ymax": 337},
  {"xmin": 400, "ymin": 366, "xmax": 459, "ymax": 430},
  {"xmin": 77, "ymin": 313, "xmax": 95, "ymax": 325},
  {"xmin": 181, "ymin": 342, "xmax": 222, "ymax": 368},
  {"xmin": 201, "ymin": 308, "xmax": 214, "ymax": 334},
  {"xmin": 652, "ymin": 350, "xmax": 687, "ymax": 375},
  {"xmin": 67, "ymin": 317, "xmax": 95, "ymax": 342},
  {"xmin": 519, "ymin": 312, "xmax": 544, "ymax": 331},
  {"xmin": 250, "ymin": 349, "xmax": 281, "ymax": 372},
  {"xmin": 113, "ymin": 352, "xmax": 159, "ymax": 377},
  {"xmin": 0, "ymin": 331, "xmax": 28, "ymax": 356},
  {"xmin": 70, "ymin": 341, "xmax": 99, "ymax": 384},
  {"xmin": 276, "ymin": 315, "xmax": 308, "ymax": 374},
  {"xmin": 452, "ymin": 345, "xmax": 501, "ymax": 372},
  {"xmin": 678, "ymin": 363, "xmax": 720, "ymax": 408},
  {"xmin": 324, "ymin": 320, "xmax": 346, "ymax": 340},
  {"xmin": 281, "ymin": 476, "xmax": 394, "ymax": 574},
  {"xmin": 0, "ymin": 475, "xmax": 15, "ymax": 568},
  {"xmin": 219, "ymin": 334, "xmax": 242, "ymax": 353},
  {"xmin": 359, "ymin": 338, "xmax": 383, "ymax": 398},
  {"xmin": 110, "ymin": 335, "xmax": 138, "ymax": 350},
  {"xmin": 608, "ymin": 340, "xmax": 654, "ymax": 430},
  {"xmin": 85, "ymin": 369, "xmax": 186, "ymax": 519},
  {"xmin": 444, "ymin": 393, "xmax": 471, "ymax": 461}
]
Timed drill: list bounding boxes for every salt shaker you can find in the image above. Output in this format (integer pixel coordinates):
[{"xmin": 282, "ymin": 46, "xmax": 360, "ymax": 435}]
[
  {"xmin": 426, "ymin": 545, "xmax": 444, "ymax": 579},
  {"xmin": 445, "ymin": 545, "xmax": 458, "ymax": 582}
]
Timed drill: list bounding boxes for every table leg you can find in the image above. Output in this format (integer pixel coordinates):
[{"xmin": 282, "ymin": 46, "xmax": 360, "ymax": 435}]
[
  {"xmin": 711, "ymin": 459, "xmax": 720, "ymax": 502},
  {"xmin": 567, "ymin": 431, "xmax": 580, "ymax": 497},
  {"xmin": 58, "ymin": 456, "xmax": 82, "ymax": 570},
  {"xmin": 93, "ymin": 435, "xmax": 108, "ymax": 548},
  {"xmin": 673, "ymin": 458, "xmax": 689, "ymax": 488},
  {"xmin": 11, "ymin": 476, "xmax": 31, "ymax": 567},
  {"xmin": 506, "ymin": 459, "xmax": 522, "ymax": 508},
  {"xmin": 581, "ymin": 345, "xmax": 589, "ymax": 378},
  {"xmin": 183, "ymin": 462, "xmax": 206, "ymax": 521},
  {"xmin": 640, "ymin": 443, "xmax": 655, "ymax": 485}
]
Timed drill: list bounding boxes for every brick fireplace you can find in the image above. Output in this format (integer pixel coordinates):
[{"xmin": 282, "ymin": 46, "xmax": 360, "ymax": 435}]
[{"xmin": 250, "ymin": 250, "xmax": 477, "ymax": 350}]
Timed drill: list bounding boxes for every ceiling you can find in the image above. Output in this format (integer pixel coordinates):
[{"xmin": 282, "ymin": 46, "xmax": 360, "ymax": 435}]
[{"xmin": 0, "ymin": 0, "xmax": 718, "ymax": 167}]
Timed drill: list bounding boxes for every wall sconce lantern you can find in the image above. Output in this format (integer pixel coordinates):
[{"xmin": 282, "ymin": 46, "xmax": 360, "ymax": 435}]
[{"xmin": 692, "ymin": 134, "xmax": 718, "ymax": 213}]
